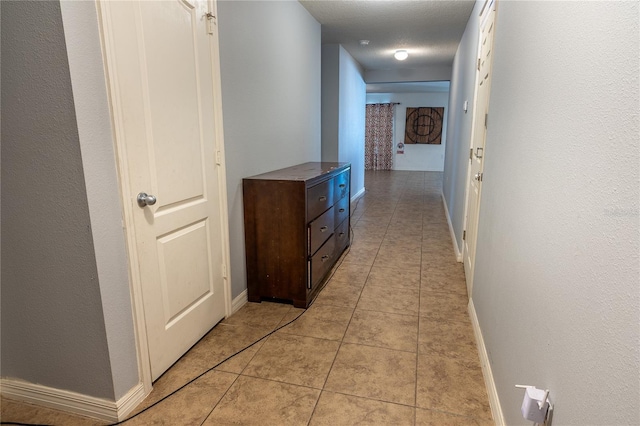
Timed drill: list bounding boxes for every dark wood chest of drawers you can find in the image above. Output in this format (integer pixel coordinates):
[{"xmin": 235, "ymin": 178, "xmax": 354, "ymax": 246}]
[{"xmin": 243, "ymin": 162, "xmax": 351, "ymax": 308}]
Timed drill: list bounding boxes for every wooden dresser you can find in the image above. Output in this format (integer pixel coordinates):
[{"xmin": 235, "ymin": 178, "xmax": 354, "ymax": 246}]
[{"xmin": 243, "ymin": 162, "xmax": 351, "ymax": 308}]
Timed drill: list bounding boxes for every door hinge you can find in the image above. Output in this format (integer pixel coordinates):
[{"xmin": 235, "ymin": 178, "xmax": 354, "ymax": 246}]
[
  {"xmin": 469, "ymin": 148, "xmax": 473, "ymax": 161},
  {"xmin": 463, "ymin": 230, "xmax": 466, "ymax": 240},
  {"xmin": 484, "ymin": 113, "xmax": 488, "ymax": 128},
  {"xmin": 215, "ymin": 150, "xmax": 222, "ymax": 165},
  {"xmin": 222, "ymin": 263, "xmax": 227, "ymax": 279},
  {"xmin": 205, "ymin": 12, "xmax": 216, "ymax": 35}
]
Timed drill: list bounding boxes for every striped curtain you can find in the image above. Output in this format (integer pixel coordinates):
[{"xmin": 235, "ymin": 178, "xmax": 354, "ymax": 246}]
[{"xmin": 365, "ymin": 103, "xmax": 394, "ymax": 170}]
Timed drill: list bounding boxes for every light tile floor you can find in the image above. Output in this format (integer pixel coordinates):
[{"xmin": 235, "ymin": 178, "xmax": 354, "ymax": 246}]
[{"xmin": 1, "ymin": 171, "xmax": 493, "ymax": 425}]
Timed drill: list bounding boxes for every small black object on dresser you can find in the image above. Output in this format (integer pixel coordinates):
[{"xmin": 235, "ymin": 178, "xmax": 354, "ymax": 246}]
[{"xmin": 243, "ymin": 162, "xmax": 351, "ymax": 308}]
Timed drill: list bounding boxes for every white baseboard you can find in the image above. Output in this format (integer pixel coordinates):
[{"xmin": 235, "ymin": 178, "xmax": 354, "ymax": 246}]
[
  {"xmin": 0, "ymin": 378, "xmax": 146, "ymax": 422},
  {"xmin": 231, "ymin": 289, "xmax": 248, "ymax": 314},
  {"xmin": 441, "ymin": 191, "xmax": 463, "ymax": 262},
  {"xmin": 115, "ymin": 382, "xmax": 147, "ymax": 420},
  {"xmin": 468, "ymin": 299, "xmax": 505, "ymax": 426},
  {"xmin": 351, "ymin": 187, "xmax": 366, "ymax": 203}
]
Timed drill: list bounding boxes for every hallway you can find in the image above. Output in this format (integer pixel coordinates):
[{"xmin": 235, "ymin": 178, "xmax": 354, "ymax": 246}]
[{"xmin": 1, "ymin": 171, "xmax": 492, "ymax": 425}]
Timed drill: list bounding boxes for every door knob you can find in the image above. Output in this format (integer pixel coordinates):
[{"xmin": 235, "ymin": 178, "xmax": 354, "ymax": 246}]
[{"xmin": 137, "ymin": 192, "xmax": 157, "ymax": 207}]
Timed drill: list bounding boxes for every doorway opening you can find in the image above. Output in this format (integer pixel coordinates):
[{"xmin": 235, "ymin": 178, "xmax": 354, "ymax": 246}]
[{"xmin": 366, "ymin": 81, "xmax": 450, "ymax": 172}]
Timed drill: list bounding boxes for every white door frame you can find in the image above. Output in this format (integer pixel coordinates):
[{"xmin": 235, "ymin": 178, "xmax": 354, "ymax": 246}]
[
  {"xmin": 461, "ymin": 0, "xmax": 497, "ymax": 297},
  {"xmin": 96, "ymin": 0, "xmax": 233, "ymax": 393}
]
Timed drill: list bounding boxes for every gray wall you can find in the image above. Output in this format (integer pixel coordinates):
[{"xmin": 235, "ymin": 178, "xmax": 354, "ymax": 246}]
[
  {"xmin": 1, "ymin": 0, "xmax": 115, "ymax": 399},
  {"xmin": 218, "ymin": 1, "xmax": 322, "ymax": 299},
  {"xmin": 442, "ymin": 0, "xmax": 482, "ymax": 255},
  {"xmin": 469, "ymin": 1, "xmax": 639, "ymax": 424},
  {"xmin": 367, "ymin": 91, "xmax": 449, "ymax": 172},
  {"xmin": 59, "ymin": 1, "xmax": 139, "ymax": 399},
  {"xmin": 322, "ymin": 44, "xmax": 366, "ymax": 198},
  {"xmin": 337, "ymin": 46, "xmax": 366, "ymax": 197},
  {"xmin": 321, "ymin": 45, "xmax": 340, "ymax": 164},
  {"xmin": 365, "ymin": 66, "xmax": 452, "ymax": 84}
]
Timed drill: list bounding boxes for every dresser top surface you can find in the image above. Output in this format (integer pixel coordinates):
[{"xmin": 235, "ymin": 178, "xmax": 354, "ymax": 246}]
[{"xmin": 243, "ymin": 162, "xmax": 350, "ymax": 183}]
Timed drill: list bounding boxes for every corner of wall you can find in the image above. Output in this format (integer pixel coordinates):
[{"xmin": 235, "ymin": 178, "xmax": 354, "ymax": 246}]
[
  {"xmin": 335, "ymin": 45, "xmax": 366, "ymax": 197},
  {"xmin": 321, "ymin": 44, "xmax": 341, "ymax": 162},
  {"xmin": 441, "ymin": 191, "xmax": 462, "ymax": 261},
  {"xmin": 0, "ymin": 379, "xmax": 146, "ymax": 423},
  {"xmin": 442, "ymin": 0, "xmax": 483, "ymax": 255},
  {"xmin": 218, "ymin": 0, "xmax": 323, "ymax": 300},
  {"xmin": 60, "ymin": 0, "xmax": 140, "ymax": 400}
]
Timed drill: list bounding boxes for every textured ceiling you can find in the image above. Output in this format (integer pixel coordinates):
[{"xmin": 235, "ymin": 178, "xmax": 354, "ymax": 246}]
[{"xmin": 300, "ymin": 0, "xmax": 475, "ymax": 72}]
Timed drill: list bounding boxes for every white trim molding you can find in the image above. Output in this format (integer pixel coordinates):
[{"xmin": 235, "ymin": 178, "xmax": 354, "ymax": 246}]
[
  {"xmin": 351, "ymin": 187, "xmax": 366, "ymax": 203},
  {"xmin": 115, "ymin": 383, "xmax": 147, "ymax": 420},
  {"xmin": 231, "ymin": 289, "xmax": 248, "ymax": 315},
  {"xmin": 441, "ymin": 191, "xmax": 463, "ymax": 262},
  {"xmin": 0, "ymin": 379, "xmax": 146, "ymax": 422},
  {"xmin": 468, "ymin": 299, "xmax": 505, "ymax": 426}
]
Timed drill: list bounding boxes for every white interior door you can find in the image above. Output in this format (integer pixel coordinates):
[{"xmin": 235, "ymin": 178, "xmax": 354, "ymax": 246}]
[
  {"xmin": 100, "ymin": 0, "xmax": 229, "ymax": 381},
  {"xmin": 463, "ymin": 0, "xmax": 497, "ymax": 296}
]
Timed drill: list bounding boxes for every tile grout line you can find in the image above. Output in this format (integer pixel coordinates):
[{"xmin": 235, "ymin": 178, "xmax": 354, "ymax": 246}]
[
  {"xmin": 310, "ymin": 174, "xmax": 411, "ymax": 423},
  {"xmin": 198, "ymin": 371, "xmax": 241, "ymax": 426},
  {"xmin": 307, "ymin": 186, "xmax": 381, "ymax": 425},
  {"xmin": 229, "ymin": 192, "xmax": 372, "ymax": 425},
  {"xmin": 371, "ymin": 173, "xmax": 423, "ymax": 420},
  {"xmin": 413, "ymin": 172, "xmax": 427, "ymax": 424},
  {"xmin": 202, "ymin": 306, "xmax": 296, "ymax": 425}
]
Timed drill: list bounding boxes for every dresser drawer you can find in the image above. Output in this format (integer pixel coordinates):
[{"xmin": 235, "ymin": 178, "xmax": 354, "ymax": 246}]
[
  {"xmin": 334, "ymin": 171, "xmax": 349, "ymax": 201},
  {"xmin": 334, "ymin": 196, "xmax": 349, "ymax": 227},
  {"xmin": 334, "ymin": 218, "xmax": 349, "ymax": 258},
  {"xmin": 309, "ymin": 234, "xmax": 336, "ymax": 290},
  {"xmin": 307, "ymin": 179, "xmax": 334, "ymax": 221},
  {"xmin": 309, "ymin": 206, "xmax": 334, "ymax": 256}
]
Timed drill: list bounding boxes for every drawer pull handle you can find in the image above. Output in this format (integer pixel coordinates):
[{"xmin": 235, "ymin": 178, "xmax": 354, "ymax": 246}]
[
  {"xmin": 319, "ymin": 196, "xmax": 327, "ymax": 202},
  {"xmin": 339, "ymin": 184, "xmax": 346, "ymax": 188},
  {"xmin": 320, "ymin": 226, "xmax": 328, "ymax": 232},
  {"xmin": 339, "ymin": 232, "xmax": 345, "ymax": 237},
  {"xmin": 339, "ymin": 208, "xmax": 345, "ymax": 213},
  {"xmin": 321, "ymin": 255, "xmax": 330, "ymax": 262}
]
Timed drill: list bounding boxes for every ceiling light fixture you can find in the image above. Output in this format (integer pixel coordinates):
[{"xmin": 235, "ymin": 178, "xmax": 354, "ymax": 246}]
[
  {"xmin": 359, "ymin": 39, "xmax": 370, "ymax": 46},
  {"xmin": 394, "ymin": 50, "xmax": 409, "ymax": 61}
]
